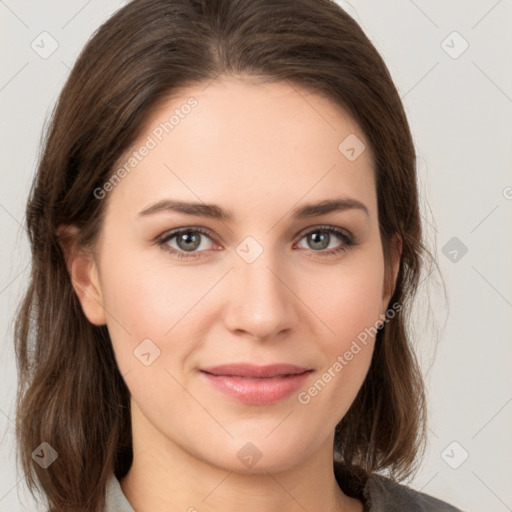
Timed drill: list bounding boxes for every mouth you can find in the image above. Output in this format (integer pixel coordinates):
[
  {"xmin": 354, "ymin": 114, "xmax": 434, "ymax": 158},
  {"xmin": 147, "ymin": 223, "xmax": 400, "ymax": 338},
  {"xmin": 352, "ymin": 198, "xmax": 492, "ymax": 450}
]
[{"xmin": 199, "ymin": 363, "xmax": 313, "ymax": 405}]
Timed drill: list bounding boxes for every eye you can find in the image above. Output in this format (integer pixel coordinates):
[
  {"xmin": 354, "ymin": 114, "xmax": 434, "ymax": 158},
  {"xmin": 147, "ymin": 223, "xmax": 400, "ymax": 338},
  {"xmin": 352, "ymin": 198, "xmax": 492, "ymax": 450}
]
[
  {"xmin": 295, "ymin": 226, "xmax": 356, "ymax": 257},
  {"xmin": 156, "ymin": 225, "xmax": 357, "ymax": 260},
  {"xmin": 157, "ymin": 227, "xmax": 217, "ymax": 259}
]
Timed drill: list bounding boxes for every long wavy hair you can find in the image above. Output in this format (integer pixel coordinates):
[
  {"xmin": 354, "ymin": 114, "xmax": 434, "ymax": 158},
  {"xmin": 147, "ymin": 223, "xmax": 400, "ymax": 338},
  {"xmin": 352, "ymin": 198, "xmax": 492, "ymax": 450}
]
[{"xmin": 14, "ymin": 0, "xmax": 439, "ymax": 510}]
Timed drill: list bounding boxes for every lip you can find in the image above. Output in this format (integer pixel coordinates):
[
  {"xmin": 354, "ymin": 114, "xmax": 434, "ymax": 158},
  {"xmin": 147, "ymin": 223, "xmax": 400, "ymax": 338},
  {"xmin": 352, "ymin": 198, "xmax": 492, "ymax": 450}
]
[
  {"xmin": 200, "ymin": 363, "xmax": 313, "ymax": 405},
  {"xmin": 201, "ymin": 363, "xmax": 311, "ymax": 378}
]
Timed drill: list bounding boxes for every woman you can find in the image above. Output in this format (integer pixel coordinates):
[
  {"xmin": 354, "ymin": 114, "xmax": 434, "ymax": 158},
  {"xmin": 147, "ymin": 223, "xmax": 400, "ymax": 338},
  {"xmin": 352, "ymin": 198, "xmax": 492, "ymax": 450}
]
[{"xmin": 14, "ymin": 0, "xmax": 462, "ymax": 510}]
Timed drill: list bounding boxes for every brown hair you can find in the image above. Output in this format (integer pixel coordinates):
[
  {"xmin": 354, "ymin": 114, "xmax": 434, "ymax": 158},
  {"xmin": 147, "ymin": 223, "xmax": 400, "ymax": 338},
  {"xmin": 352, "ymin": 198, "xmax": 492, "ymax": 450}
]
[{"xmin": 14, "ymin": 0, "xmax": 437, "ymax": 510}]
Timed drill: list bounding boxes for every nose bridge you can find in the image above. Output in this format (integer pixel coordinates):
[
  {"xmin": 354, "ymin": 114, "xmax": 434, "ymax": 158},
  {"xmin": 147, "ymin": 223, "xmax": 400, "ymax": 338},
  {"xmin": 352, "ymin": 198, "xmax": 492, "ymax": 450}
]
[{"xmin": 224, "ymin": 236, "xmax": 297, "ymax": 339}]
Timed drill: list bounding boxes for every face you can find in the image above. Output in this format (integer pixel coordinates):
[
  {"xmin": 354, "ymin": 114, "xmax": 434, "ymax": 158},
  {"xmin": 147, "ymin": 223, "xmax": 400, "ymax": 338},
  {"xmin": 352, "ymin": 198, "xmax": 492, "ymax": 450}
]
[{"xmin": 71, "ymin": 76, "xmax": 400, "ymax": 474}]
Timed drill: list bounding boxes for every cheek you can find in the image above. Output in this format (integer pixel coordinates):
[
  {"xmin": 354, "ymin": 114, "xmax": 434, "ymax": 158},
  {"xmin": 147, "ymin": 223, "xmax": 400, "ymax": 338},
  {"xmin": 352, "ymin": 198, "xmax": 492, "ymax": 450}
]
[
  {"xmin": 303, "ymin": 250, "xmax": 385, "ymax": 348},
  {"xmin": 97, "ymin": 243, "xmax": 208, "ymax": 371},
  {"xmin": 99, "ymin": 231, "xmax": 384, "ymax": 391},
  {"xmin": 101, "ymin": 238, "xmax": 207, "ymax": 321},
  {"xmin": 297, "ymin": 251, "xmax": 384, "ymax": 406}
]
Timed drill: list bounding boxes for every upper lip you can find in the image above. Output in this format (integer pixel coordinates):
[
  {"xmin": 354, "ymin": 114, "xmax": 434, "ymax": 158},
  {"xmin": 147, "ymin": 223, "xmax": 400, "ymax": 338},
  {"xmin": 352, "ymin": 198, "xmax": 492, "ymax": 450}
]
[{"xmin": 200, "ymin": 363, "xmax": 312, "ymax": 378}]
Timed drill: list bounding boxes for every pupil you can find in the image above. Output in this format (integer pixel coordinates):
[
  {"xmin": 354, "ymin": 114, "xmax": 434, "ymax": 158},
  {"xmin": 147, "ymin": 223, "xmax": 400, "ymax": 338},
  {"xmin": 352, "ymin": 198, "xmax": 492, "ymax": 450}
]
[
  {"xmin": 179, "ymin": 232, "xmax": 200, "ymax": 251},
  {"xmin": 309, "ymin": 232, "xmax": 328, "ymax": 250},
  {"xmin": 175, "ymin": 231, "xmax": 331, "ymax": 252}
]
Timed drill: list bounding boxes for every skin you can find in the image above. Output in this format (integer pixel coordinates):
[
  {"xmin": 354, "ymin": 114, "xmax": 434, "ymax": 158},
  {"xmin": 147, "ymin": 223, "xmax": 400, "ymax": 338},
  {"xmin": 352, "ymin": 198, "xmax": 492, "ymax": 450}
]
[{"xmin": 64, "ymin": 76, "xmax": 401, "ymax": 512}]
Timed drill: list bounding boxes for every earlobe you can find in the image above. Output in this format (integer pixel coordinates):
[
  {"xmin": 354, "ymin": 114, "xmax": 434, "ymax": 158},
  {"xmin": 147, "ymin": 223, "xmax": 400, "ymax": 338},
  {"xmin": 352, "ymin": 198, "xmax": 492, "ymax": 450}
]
[{"xmin": 58, "ymin": 225, "xmax": 107, "ymax": 326}]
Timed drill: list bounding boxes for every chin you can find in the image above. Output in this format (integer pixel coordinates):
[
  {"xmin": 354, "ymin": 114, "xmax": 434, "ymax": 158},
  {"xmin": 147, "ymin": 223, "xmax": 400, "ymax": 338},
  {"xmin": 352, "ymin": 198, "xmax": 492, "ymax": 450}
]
[{"xmin": 203, "ymin": 435, "xmax": 315, "ymax": 475}]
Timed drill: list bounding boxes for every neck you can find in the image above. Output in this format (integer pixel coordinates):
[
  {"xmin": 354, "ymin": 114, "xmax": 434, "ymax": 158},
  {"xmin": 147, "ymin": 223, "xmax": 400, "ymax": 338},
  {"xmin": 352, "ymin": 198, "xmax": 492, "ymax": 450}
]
[{"xmin": 120, "ymin": 403, "xmax": 362, "ymax": 512}]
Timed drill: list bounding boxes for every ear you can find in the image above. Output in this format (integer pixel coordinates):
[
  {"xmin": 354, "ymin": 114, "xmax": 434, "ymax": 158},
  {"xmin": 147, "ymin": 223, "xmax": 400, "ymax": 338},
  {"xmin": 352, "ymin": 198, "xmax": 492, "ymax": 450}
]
[
  {"xmin": 382, "ymin": 233, "xmax": 402, "ymax": 309},
  {"xmin": 58, "ymin": 225, "xmax": 107, "ymax": 326}
]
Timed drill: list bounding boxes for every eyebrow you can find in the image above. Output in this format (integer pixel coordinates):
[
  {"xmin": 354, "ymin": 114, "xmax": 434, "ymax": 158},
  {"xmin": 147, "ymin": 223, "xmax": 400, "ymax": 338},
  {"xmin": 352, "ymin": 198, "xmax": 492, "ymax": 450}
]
[{"xmin": 137, "ymin": 197, "xmax": 370, "ymax": 221}]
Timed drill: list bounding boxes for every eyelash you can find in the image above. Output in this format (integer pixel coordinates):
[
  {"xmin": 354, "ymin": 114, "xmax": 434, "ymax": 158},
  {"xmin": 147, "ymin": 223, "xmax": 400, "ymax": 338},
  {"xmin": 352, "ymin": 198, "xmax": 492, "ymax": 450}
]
[{"xmin": 155, "ymin": 225, "xmax": 357, "ymax": 260}]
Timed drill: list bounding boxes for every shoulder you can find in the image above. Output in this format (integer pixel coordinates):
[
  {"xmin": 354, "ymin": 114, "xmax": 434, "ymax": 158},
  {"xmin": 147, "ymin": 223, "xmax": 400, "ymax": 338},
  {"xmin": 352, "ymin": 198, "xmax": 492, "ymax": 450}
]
[
  {"xmin": 363, "ymin": 473, "xmax": 464, "ymax": 512},
  {"xmin": 104, "ymin": 468, "xmax": 464, "ymax": 512},
  {"xmin": 333, "ymin": 462, "xmax": 463, "ymax": 512}
]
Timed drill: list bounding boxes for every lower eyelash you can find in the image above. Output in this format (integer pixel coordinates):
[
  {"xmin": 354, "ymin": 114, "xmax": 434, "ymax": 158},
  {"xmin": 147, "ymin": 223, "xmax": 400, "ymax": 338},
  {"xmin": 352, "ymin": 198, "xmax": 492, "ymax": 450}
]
[
  {"xmin": 157, "ymin": 227, "xmax": 212, "ymax": 259},
  {"xmin": 306, "ymin": 227, "xmax": 356, "ymax": 257},
  {"xmin": 157, "ymin": 226, "xmax": 356, "ymax": 259}
]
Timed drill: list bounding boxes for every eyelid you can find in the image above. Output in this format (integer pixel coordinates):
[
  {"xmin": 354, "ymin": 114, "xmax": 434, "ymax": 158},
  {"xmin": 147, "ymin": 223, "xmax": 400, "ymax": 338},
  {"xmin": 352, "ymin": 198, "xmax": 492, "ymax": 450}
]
[
  {"xmin": 156, "ymin": 224, "xmax": 357, "ymax": 258},
  {"xmin": 157, "ymin": 224, "xmax": 353, "ymax": 244},
  {"xmin": 294, "ymin": 224, "xmax": 353, "ymax": 240},
  {"xmin": 156, "ymin": 226, "xmax": 218, "ymax": 246}
]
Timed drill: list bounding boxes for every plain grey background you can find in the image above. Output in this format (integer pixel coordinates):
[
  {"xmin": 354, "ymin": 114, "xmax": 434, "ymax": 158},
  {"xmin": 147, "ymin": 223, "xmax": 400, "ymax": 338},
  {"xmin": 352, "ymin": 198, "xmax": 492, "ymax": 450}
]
[{"xmin": 1, "ymin": 1, "xmax": 511, "ymax": 511}]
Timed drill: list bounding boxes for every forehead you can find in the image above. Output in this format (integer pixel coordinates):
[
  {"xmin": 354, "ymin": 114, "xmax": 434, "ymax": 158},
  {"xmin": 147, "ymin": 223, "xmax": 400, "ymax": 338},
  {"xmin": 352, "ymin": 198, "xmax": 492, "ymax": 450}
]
[{"xmin": 107, "ymin": 77, "xmax": 377, "ymax": 222}]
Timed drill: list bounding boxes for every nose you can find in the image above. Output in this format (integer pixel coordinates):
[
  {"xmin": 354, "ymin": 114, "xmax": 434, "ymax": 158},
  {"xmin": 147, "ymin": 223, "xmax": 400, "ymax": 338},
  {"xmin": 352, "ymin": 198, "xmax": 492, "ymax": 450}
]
[{"xmin": 222, "ymin": 249, "xmax": 299, "ymax": 341}]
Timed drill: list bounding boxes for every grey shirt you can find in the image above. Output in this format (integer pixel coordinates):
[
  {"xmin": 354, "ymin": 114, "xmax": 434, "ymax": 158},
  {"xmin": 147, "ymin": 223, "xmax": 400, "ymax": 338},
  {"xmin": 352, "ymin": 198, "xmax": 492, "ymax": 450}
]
[{"xmin": 105, "ymin": 470, "xmax": 463, "ymax": 511}]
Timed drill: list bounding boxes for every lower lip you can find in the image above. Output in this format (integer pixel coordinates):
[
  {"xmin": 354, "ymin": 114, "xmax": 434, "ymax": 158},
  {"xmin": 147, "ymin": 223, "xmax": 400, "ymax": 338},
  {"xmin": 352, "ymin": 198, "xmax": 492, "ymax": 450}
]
[{"xmin": 200, "ymin": 371, "xmax": 312, "ymax": 405}]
